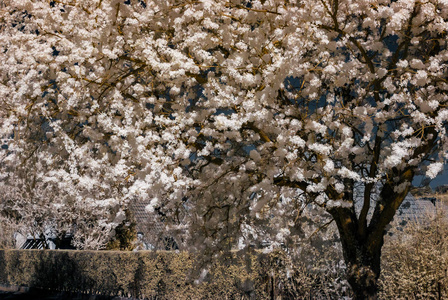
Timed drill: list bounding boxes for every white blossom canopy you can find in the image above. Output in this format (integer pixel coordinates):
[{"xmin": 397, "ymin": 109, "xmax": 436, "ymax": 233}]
[{"xmin": 1, "ymin": 0, "xmax": 447, "ymax": 251}]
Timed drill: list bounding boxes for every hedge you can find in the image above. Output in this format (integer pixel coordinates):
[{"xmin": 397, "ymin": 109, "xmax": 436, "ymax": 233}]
[{"xmin": 0, "ymin": 249, "xmax": 280, "ymax": 299}]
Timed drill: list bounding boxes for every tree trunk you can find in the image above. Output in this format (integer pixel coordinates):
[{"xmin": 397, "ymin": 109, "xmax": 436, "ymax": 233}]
[
  {"xmin": 330, "ymin": 207, "xmax": 383, "ymax": 300},
  {"xmin": 346, "ymin": 259, "xmax": 380, "ymax": 300}
]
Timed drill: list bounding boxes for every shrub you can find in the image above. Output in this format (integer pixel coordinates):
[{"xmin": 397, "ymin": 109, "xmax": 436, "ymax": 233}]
[{"xmin": 380, "ymin": 206, "xmax": 448, "ymax": 299}]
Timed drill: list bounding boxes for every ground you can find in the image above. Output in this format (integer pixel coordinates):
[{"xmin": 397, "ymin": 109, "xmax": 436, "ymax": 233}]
[{"xmin": 0, "ymin": 289, "xmax": 131, "ymax": 300}]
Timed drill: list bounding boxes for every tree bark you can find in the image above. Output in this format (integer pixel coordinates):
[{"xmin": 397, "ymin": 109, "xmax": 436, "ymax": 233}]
[
  {"xmin": 345, "ymin": 248, "xmax": 381, "ymax": 300},
  {"xmin": 329, "ymin": 206, "xmax": 383, "ymax": 300}
]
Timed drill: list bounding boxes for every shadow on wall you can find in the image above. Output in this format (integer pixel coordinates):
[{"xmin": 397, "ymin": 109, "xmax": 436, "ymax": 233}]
[
  {"xmin": 0, "ymin": 250, "xmax": 267, "ymax": 299},
  {"xmin": 1, "ymin": 250, "xmax": 140, "ymax": 297},
  {"xmin": 0, "ymin": 249, "xmax": 349, "ymax": 299}
]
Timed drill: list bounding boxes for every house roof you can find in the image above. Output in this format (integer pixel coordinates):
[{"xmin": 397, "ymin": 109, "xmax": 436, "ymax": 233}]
[
  {"xmin": 130, "ymin": 199, "xmax": 164, "ymax": 236},
  {"xmin": 129, "ymin": 199, "xmax": 187, "ymax": 249},
  {"xmin": 396, "ymin": 195, "xmax": 448, "ymax": 222}
]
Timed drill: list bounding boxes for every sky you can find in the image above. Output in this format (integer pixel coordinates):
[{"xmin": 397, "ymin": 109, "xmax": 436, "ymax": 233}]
[{"xmin": 413, "ymin": 165, "xmax": 448, "ymax": 189}]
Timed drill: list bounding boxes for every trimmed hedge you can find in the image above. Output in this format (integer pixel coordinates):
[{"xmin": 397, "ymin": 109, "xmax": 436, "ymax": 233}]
[{"xmin": 0, "ymin": 249, "xmax": 275, "ymax": 299}]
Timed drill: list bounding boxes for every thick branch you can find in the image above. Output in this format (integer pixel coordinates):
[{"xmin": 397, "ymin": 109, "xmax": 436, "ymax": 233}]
[
  {"xmin": 328, "ymin": 206, "xmax": 359, "ymax": 264},
  {"xmin": 367, "ymin": 127, "xmax": 438, "ymax": 251},
  {"xmin": 358, "ymin": 135, "xmax": 382, "ymax": 238},
  {"xmin": 273, "ymin": 176, "xmax": 308, "ymax": 191},
  {"xmin": 244, "ymin": 122, "xmax": 274, "ymax": 144}
]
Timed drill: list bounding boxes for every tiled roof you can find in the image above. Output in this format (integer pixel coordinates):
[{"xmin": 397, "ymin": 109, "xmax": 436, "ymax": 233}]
[
  {"xmin": 396, "ymin": 195, "xmax": 447, "ymax": 222},
  {"xmin": 130, "ymin": 199, "xmax": 164, "ymax": 235},
  {"xmin": 129, "ymin": 199, "xmax": 187, "ymax": 249}
]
